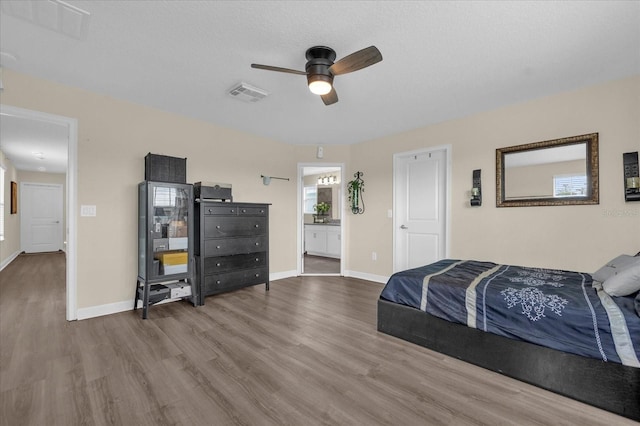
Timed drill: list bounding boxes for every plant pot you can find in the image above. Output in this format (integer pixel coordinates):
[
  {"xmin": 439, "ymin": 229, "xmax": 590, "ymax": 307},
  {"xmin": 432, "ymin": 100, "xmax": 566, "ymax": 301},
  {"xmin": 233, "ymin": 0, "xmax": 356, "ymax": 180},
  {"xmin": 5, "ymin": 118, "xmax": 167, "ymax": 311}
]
[{"xmin": 313, "ymin": 215, "xmax": 327, "ymax": 223}]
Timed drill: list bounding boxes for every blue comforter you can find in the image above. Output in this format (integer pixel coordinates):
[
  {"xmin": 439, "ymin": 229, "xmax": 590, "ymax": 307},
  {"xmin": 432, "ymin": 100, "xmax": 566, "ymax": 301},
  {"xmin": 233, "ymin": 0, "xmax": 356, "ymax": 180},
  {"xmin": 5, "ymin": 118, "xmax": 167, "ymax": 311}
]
[{"xmin": 380, "ymin": 259, "xmax": 640, "ymax": 367}]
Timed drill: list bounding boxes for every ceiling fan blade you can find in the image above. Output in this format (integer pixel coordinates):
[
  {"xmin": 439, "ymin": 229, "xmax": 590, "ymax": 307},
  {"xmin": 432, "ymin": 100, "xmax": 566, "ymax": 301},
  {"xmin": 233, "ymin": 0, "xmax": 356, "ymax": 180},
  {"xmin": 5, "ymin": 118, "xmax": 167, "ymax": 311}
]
[
  {"xmin": 329, "ymin": 46, "xmax": 383, "ymax": 75},
  {"xmin": 251, "ymin": 63, "xmax": 307, "ymax": 75},
  {"xmin": 321, "ymin": 88, "xmax": 338, "ymax": 106}
]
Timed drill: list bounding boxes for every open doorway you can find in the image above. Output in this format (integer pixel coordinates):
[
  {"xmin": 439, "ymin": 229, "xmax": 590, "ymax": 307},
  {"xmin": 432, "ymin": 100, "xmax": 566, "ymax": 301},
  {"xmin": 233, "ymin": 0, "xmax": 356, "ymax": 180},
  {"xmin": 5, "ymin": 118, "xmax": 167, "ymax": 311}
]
[
  {"xmin": 0, "ymin": 104, "xmax": 78, "ymax": 320},
  {"xmin": 298, "ymin": 163, "xmax": 344, "ymax": 276}
]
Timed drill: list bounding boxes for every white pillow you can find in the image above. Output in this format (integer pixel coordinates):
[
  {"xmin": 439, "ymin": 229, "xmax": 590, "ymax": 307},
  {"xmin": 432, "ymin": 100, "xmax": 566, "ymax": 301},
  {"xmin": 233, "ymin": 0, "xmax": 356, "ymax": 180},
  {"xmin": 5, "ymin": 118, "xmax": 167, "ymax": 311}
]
[
  {"xmin": 602, "ymin": 262, "xmax": 640, "ymax": 297},
  {"xmin": 592, "ymin": 255, "xmax": 640, "ymax": 282}
]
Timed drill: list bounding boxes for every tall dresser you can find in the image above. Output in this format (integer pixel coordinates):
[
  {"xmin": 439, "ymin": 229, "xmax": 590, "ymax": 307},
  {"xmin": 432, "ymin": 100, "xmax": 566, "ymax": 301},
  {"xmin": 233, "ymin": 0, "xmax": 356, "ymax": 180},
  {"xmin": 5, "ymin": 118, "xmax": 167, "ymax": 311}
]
[{"xmin": 194, "ymin": 201, "xmax": 270, "ymax": 305}]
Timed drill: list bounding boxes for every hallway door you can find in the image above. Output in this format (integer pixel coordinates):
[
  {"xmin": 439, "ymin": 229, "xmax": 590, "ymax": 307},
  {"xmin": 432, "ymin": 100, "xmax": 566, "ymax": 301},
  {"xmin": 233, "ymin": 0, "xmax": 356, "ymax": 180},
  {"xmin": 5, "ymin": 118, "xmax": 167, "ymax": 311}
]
[{"xmin": 21, "ymin": 182, "xmax": 64, "ymax": 253}]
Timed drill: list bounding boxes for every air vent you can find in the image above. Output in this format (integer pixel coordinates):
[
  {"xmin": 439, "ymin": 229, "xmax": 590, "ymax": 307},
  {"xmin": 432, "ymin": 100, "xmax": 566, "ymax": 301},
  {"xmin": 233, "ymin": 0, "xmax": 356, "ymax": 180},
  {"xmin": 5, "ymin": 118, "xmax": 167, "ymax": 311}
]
[{"xmin": 228, "ymin": 82, "xmax": 268, "ymax": 103}]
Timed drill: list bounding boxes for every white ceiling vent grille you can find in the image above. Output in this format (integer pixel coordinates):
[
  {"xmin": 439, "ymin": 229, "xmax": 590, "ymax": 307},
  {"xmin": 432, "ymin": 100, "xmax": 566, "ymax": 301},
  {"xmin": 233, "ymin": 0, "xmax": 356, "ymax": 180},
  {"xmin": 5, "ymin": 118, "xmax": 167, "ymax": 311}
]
[{"xmin": 228, "ymin": 82, "xmax": 268, "ymax": 103}]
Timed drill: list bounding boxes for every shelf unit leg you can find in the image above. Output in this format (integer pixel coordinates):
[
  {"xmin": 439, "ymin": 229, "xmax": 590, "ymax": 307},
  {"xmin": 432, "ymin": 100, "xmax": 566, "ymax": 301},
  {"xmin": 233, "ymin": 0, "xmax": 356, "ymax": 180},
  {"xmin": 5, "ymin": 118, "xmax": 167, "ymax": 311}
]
[
  {"xmin": 133, "ymin": 279, "xmax": 140, "ymax": 311},
  {"xmin": 141, "ymin": 281, "xmax": 150, "ymax": 319}
]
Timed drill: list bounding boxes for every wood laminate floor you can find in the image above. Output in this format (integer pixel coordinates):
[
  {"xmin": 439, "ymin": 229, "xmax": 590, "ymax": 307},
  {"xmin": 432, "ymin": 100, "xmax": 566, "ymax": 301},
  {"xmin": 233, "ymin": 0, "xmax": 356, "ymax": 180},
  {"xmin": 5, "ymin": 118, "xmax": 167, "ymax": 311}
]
[
  {"xmin": 303, "ymin": 254, "xmax": 340, "ymax": 274},
  {"xmin": 1, "ymin": 253, "xmax": 635, "ymax": 426}
]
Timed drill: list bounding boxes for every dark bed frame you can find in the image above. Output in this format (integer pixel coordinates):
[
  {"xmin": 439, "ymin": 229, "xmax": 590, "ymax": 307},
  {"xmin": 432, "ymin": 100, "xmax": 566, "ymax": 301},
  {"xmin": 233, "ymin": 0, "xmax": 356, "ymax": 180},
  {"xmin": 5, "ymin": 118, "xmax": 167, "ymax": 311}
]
[{"xmin": 377, "ymin": 298, "xmax": 640, "ymax": 421}]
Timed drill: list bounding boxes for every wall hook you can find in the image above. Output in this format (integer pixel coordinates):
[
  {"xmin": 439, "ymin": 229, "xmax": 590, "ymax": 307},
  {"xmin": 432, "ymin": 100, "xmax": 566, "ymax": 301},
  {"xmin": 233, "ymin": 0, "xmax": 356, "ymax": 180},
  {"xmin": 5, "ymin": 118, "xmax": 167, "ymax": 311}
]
[{"xmin": 261, "ymin": 175, "xmax": 290, "ymax": 185}]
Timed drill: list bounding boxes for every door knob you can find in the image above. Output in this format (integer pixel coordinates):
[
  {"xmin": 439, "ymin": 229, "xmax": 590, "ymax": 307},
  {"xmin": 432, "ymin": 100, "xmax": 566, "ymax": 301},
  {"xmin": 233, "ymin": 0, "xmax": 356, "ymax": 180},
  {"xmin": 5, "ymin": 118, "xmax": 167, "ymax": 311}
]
[{"xmin": 400, "ymin": 224, "xmax": 408, "ymax": 229}]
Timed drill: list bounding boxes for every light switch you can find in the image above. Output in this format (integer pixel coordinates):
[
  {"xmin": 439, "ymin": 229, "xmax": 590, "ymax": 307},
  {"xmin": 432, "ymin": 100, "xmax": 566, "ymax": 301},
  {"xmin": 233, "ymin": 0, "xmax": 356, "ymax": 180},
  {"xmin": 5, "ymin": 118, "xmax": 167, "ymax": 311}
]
[{"xmin": 81, "ymin": 205, "xmax": 96, "ymax": 217}]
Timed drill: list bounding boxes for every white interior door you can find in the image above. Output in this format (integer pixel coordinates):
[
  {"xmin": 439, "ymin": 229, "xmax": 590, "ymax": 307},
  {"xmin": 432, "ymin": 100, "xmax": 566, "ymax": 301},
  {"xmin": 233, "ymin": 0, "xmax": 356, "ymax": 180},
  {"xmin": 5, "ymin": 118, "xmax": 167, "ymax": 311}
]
[
  {"xmin": 394, "ymin": 148, "xmax": 448, "ymax": 272},
  {"xmin": 21, "ymin": 182, "xmax": 63, "ymax": 253}
]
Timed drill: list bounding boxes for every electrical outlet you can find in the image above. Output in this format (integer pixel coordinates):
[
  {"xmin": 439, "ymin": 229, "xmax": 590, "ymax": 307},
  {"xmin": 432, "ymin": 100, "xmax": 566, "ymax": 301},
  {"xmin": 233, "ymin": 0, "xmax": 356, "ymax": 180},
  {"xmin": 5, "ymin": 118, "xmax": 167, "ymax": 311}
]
[{"xmin": 372, "ymin": 252, "xmax": 377, "ymax": 261}]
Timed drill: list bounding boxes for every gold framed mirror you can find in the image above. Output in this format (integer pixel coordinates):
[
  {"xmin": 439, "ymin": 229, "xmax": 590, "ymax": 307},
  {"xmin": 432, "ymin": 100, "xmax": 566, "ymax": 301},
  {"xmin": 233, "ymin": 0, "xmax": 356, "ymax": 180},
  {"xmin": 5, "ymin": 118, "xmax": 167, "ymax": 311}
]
[{"xmin": 496, "ymin": 133, "xmax": 599, "ymax": 207}]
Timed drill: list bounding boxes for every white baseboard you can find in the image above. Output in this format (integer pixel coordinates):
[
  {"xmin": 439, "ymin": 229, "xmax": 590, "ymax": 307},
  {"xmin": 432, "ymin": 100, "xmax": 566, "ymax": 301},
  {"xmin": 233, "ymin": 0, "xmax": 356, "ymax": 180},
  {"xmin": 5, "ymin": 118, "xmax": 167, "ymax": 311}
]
[
  {"xmin": 272, "ymin": 269, "xmax": 389, "ymax": 284},
  {"xmin": 76, "ymin": 269, "xmax": 299, "ymax": 320},
  {"xmin": 270, "ymin": 269, "xmax": 298, "ymax": 281},
  {"xmin": 77, "ymin": 299, "xmax": 133, "ymax": 320},
  {"xmin": 344, "ymin": 270, "xmax": 389, "ymax": 284},
  {"xmin": 0, "ymin": 250, "xmax": 21, "ymax": 272}
]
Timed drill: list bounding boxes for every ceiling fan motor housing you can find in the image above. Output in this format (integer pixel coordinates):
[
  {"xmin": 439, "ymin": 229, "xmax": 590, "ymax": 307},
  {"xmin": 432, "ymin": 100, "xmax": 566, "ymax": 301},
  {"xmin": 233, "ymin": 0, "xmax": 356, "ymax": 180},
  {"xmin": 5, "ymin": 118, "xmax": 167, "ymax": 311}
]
[{"xmin": 305, "ymin": 46, "xmax": 336, "ymax": 86}]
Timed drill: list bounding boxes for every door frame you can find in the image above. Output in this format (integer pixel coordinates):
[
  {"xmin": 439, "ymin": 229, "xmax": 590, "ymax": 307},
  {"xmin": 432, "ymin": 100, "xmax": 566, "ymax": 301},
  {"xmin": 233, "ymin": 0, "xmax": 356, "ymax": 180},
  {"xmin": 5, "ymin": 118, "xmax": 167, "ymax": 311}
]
[
  {"xmin": 1, "ymin": 105, "xmax": 78, "ymax": 321},
  {"xmin": 392, "ymin": 145, "xmax": 452, "ymax": 273},
  {"xmin": 297, "ymin": 162, "xmax": 345, "ymax": 276},
  {"xmin": 20, "ymin": 182, "xmax": 64, "ymax": 253}
]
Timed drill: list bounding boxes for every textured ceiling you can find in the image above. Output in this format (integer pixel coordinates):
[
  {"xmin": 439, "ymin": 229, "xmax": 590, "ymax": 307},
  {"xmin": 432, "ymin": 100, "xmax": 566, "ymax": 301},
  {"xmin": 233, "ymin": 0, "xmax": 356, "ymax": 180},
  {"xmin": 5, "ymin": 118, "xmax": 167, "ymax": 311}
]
[{"xmin": 1, "ymin": 1, "xmax": 639, "ymax": 171}]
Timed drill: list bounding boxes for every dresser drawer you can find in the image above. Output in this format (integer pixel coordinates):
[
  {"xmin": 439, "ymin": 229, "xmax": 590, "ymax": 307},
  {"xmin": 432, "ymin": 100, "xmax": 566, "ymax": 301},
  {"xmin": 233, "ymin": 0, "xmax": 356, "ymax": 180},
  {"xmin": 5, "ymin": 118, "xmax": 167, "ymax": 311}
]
[
  {"xmin": 203, "ymin": 267, "xmax": 268, "ymax": 294},
  {"xmin": 204, "ymin": 216, "xmax": 266, "ymax": 238},
  {"xmin": 238, "ymin": 206, "xmax": 268, "ymax": 216},
  {"xmin": 202, "ymin": 204, "xmax": 268, "ymax": 216},
  {"xmin": 204, "ymin": 236, "xmax": 267, "ymax": 256},
  {"xmin": 203, "ymin": 205, "xmax": 238, "ymax": 216},
  {"xmin": 202, "ymin": 252, "xmax": 266, "ymax": 274}
]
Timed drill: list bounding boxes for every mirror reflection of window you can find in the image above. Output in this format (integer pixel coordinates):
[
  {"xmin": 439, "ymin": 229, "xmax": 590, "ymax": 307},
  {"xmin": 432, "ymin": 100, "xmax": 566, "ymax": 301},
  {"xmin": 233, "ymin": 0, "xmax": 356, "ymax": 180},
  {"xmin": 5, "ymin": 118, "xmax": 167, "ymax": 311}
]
[
  {"xmin": 153, "ymin": 187, "xmax": 177, "ymax": 207},
  {"xmin": 553, "ymin": 174, "xmax": 587, "ymax": 197},
  {"xmin": 303, "ymin": 186, "xmax": 317, "ymax": 214}
]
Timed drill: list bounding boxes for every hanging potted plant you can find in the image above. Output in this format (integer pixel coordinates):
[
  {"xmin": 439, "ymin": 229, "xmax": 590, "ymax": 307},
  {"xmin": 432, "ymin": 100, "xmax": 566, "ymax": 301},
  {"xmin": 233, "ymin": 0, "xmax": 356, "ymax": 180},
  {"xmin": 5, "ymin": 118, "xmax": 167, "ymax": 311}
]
[
  {"xmin": 313, "ymin": 202, "xmax": 330, "ymax": 223},
  {"xmin": 347, "ymin": 171, "xmax": 365, "ymax": 214}
]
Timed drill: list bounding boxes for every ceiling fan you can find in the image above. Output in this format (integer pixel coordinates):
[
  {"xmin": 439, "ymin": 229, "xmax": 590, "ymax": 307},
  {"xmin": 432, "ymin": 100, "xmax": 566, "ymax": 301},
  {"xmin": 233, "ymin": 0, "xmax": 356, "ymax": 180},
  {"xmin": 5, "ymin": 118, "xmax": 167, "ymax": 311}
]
[{"xmin": 251, "ymin": 45, "xmax": 383, "ymax": 106}]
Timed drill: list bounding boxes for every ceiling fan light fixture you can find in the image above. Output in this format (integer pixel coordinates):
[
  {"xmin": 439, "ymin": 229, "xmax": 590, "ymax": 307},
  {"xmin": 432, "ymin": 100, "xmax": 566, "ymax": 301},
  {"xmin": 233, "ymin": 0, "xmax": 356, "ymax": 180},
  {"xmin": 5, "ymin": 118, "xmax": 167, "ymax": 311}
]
[
  {"xmin": 307, "ymin": 74, "xmax": 332, "ymax": 95},
  {"xmin": 252, "ymin": 45, "xmax": 382, "ymax": 105}
]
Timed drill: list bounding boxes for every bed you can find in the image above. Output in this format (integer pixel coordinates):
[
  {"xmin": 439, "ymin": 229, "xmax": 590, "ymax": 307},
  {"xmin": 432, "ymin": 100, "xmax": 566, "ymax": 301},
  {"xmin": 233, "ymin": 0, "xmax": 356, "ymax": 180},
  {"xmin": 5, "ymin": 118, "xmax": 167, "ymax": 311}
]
[{"xmin": 377, "ymin": 258, "xmax": 640, "ymax": 420}]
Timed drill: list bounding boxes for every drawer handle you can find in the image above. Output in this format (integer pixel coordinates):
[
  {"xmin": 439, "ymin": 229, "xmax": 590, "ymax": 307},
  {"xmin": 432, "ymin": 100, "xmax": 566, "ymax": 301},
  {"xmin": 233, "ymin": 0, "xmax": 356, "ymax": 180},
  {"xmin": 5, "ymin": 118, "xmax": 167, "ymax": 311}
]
[
  {"xmin": 254, "ymin": 224, "xmax": 259, "ymax": 228},
  {"xmin": 255, "ymin": 242, "xmax": 260, "ymax": 246},
  {"xmin": 242, "ymin": 209, "xmax": 247, "ymax": 213},
  {"xmin": 208, "ymin": 209, "xmax": 212, "ymax": 213},
  {"xmin": 255, "ymin": 258, "xmax": 259, "ymax": 262},
  {"xmin": 230, "ymin": 209, "xmax": 235, "ymax": 213},
  {"xmin": 255, "ymin": 273, "xmax": 260, "ymax": 278},
  {"xmin": 216, "ymin": 280, "xmax": 221, "ymax": 284},
  {"xmin": 216, "ymin": 225, "xmax": 221, "ymax": 229},
  {"xmin": 216, "ymin": 263, "xmax": 221, "ymax": 267},
  {"xmin": 216, "ymin": 245, "xmax": 221, "ymax": 249}
]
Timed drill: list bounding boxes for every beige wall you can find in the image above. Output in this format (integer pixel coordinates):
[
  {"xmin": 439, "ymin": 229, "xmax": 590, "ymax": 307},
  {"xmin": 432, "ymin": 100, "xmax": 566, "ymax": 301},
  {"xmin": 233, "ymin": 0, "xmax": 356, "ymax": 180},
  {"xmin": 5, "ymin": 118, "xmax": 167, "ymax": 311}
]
[
  {"xmin": 349, "ymin": 75, "xmax": 640, "ymax": 274},
  {"xmin": 0, "ymin": 152, "xmax": 20, "ymax": 265},
  {"xmin": 0, "ymin": 69, "xmax": 304, "ymax": 308},
  {"xmin": 1, "ymin": 68, "xmax": 638, "ymax": 314}
]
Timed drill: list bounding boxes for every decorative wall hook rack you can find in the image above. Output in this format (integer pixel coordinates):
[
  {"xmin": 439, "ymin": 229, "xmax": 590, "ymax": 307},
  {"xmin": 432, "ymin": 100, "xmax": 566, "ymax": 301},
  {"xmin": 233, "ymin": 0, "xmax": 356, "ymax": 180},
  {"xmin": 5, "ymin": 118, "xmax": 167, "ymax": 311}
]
[
  {"xmin": 261, "ymin": 175, "xmax": 290, "ymax": 185},
  {"xmin": 347, "ymin": 171, "xmax": 365, "ymax": 214}
]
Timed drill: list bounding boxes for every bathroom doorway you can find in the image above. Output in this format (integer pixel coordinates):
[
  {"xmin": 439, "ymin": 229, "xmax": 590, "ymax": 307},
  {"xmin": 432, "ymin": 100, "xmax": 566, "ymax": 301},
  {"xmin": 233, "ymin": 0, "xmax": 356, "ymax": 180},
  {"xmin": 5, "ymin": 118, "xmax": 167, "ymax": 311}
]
[{"xmin": 298, "ymin": 163, "xmax": 344, "ymax": 276}]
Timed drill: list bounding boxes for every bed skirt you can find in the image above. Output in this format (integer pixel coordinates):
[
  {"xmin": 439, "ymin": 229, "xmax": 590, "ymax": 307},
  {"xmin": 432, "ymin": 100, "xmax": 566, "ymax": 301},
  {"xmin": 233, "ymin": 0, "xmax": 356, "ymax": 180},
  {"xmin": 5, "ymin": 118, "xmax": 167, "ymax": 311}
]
[{"xmin": 377, "ymin": 298, "xmax": 640, "ymax": 421}]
